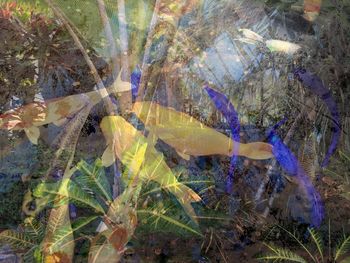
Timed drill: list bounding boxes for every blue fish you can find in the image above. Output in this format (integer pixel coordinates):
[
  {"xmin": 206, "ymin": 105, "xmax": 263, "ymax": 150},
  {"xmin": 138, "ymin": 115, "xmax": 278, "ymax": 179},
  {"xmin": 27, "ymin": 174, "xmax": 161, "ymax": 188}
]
[
  {"xmin": 294, "ymin": 68, "xmax": 341, "ymax": 167},
  {"xmin": 131, "ymin": 66, "xmax": 142, "ymax": 102},
  {"xmin": 204, "ymin": 86, "xmax": 240, "ymax": 193},
  {"xmin": 267, "ymin": 125, "xmax": 324, "ymax": 227}
]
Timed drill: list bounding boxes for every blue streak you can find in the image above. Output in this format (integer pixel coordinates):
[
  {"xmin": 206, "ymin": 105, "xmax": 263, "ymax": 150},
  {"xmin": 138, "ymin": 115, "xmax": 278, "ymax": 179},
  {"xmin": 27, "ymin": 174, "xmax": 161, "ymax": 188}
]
[{"xmin": 204, "ymin": 86, "xmax": 240, "ymax": 193}]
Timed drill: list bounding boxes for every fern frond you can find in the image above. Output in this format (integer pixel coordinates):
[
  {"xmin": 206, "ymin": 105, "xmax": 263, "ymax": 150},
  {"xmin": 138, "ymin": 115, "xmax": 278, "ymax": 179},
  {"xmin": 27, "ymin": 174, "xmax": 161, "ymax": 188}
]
[
  {"xmin": 308, "ymin": 227, "xmax": 324, "ymax": 261},
  {"xmin": 278, "ymin": 225, "xmax": 317, "ymax": 262},
  {"xmin": 335, "ymin": 235, "xmax": 350, "ymax": 261},
  {"xmin": 137, "ymin": 209, "xmax": 202, "ymax": 237},
  {"xmin": 0, "ymin": 230, "xmax": 35, "ymax": 249},
  {"xmin": 258, "ymin": 243, "xmax": 308, "ymax": 263},
  {"xmin": 76, "ymin": 159, "xmax": 113, "ymax": 202}
]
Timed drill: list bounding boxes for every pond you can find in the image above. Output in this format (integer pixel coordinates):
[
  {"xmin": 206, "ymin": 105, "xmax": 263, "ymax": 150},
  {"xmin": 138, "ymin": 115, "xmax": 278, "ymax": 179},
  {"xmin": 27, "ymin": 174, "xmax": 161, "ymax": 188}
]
[{"xmin": 0, "ymin": 0, "xmax": 349, "ymax": 262}]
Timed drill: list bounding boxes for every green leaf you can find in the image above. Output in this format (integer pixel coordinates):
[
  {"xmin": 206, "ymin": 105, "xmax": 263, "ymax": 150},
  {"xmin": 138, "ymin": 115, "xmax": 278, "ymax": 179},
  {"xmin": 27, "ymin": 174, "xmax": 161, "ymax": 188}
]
[
  {"xmin": 49, "ymin": 216, "xmax": 98, "ymax": 253},
  {"xmin": 308, "ymin": 228, "xmax": 324, "ymax": 261},
  {"xmin": 0, "ymin": 230, "xmax": 35, "ymax": 249},
  {"xmin": 258, "ymin": 243, "xmax": 308, "ymax": 263},
  {"xmin": 24, "ymin": 216, "xmax": 45, "ymax": 242},
  {"xmin": 335, "ymin": 235, "xmax": 350, "ymax": 261},
  {"xmin": 76, "ymin": 159, "xmax": 113, "ymax": 202},
  {"xmin": 33, "ymin": 179, "xmax": 105, "ymax": 213},
  {"xmin": 137, "ymin": 209, "xmax": 202, "ymax": 237}
]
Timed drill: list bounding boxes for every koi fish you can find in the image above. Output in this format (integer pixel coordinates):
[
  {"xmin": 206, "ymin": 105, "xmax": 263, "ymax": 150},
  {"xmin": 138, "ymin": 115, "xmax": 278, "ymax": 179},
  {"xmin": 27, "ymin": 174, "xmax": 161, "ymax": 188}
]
[
  {"xmin": 131, "ymin": 101, "xmax": 273, "ymax": 160},
  {"xmin": 100, "ymin": 116, "xmax": 201, "ymax": 222},
  {"xmin": 265, "ymin": 39, "xmax": 301, "ymax": 55},
  {"xmin": 267, "ymin": 124, "xmax": 324, "ymax": 227},
  {"xmin": 294, "ymin": 68, "xmax": 341, "ymax": 167},
  {"xmin": 238, "ymin": 28, "xmax": 301, "ymax": 55},
  {"xmin": 204, "ymin": 86, "xmax": 240, "ymax": 193},
  {"xmin": 0, "ymin": 70, "xmax": 132, "ymax": 144},
  {"xmin": 303, "ymin": 0, "xmax": 322, "ymax": 22},
  {"xmin": 131, "ymin": 66, "xmax": 142, "ymax": 102}
]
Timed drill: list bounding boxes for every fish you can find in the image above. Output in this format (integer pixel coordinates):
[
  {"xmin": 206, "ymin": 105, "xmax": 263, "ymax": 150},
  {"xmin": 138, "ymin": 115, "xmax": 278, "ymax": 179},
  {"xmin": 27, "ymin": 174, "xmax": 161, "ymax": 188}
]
[
  {"xmin": 294, "ymin": 68, "xmax": 341, "ymax": 167},
  {"xmin": 265, "ymin": 39, "xmax": 301, "ymax": 55},
  {"xmin": 238, "ymin": 28, "xmax": 264, "ymax": 43},
  {"xmin": 131, "ymin": 101, "xmax": 274, "ymax": 160},
  {"xmin": 267, "ymin": 126, "xmax": 324, "ymax": 227},
  {"xmin": 0, "ymin": 70, "xmax": 132, "ymax": 144},
  {"xmin": 204, "ymin": 86, "xmax": 240, "ymax": 193},
  {"xmin": 100, "ymin": 116, "xmax": 202, "ymax": 223},
  {"xmin": 130, "ymin": 66, "xmax": 142, "ymax": 102},
  {"xmin": 303, "ymin": 0, "xmax": 322, "ymax": 22},
  {"xmin": 238, "ymin": 28, "xmax": 301, "ymax": 55}
]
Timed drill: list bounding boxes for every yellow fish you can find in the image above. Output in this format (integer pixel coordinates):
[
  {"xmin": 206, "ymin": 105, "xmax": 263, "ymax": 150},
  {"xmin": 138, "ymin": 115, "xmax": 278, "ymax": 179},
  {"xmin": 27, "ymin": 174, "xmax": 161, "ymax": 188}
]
[
  {"xmin": 238, "ymin": 29, "xmax": 301, "ymax": 55},
  {"xmin": 131, "ymin": 101, "xmax": 273, "ymax": 160},
  {"xmin": 0, "ymin": 70, "xmax": 131, "ymax": 144},
  {"xmin": 100, "ymin": 116, "xmax": 201, "ymax": 222},
  {"xmin": 265, "ymin": 39, "xmax": 301, "ymax": 55}
]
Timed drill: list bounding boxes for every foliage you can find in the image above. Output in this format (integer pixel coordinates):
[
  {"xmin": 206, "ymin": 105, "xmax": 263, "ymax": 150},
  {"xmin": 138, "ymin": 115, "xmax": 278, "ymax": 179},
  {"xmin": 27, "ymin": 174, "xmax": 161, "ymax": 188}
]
[{"xmin": 258, "ymin": 226, "xmax": 350, "ymax": 262}]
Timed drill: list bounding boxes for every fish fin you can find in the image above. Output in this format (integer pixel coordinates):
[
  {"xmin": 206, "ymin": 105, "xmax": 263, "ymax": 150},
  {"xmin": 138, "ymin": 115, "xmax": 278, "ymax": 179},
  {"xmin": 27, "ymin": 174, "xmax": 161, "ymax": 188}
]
[
  {"xmin": 239, "ymin": 142, "xmax": 274, "ymax": 160},
  {"xmin": 53, "ymin": 118, "xmax": 67, "ymax": 126},
  {"xmin": 24, "ymin": 126, "xmax": 40, "ymax": 144},
  {"xmin": 102, "ymin": 144, "xmax": 116, "ymax": 167},
  {"xmin": 176, "ymin": 151, "xmax": 190, "ymax": 161}
]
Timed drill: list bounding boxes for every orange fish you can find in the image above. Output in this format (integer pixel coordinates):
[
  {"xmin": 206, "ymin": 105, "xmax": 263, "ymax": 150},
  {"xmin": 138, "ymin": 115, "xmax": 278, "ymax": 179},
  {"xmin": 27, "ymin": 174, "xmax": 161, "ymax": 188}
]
[
  {"xmin": 100, "ymin": 116, "xmax": 201, "ymax": 222},
  {"xmin": 0, "ymin": 71, "xmax": 131, "ymax": 144},
  {"xmin": 131, "ymin": 101, "xmax": 273, "ymax": 160},
  {"xmin": 303, "ymin": 0, "xmax": 321, "ymax": 21}
]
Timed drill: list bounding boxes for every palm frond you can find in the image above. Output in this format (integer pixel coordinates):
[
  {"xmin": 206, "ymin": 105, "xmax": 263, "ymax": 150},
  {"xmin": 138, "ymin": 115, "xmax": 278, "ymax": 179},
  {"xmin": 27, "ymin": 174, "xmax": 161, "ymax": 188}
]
[
  {"xmin": 50, "ymin": 216, "xmax": 98, "ymax": 253},
  {"xmin": 278, "ymin": 225, "xmax": 317, "ymax": 262},
  {"xmin": 33, "ymin": 179, "xmax": 105, "ymax": 213},
  {"xmin": 141, "ymin": 180, "xmax": 213, "ymax": 196},
  {"xmin": 0, "ymin": 230, "xmax": 35, "ymax": 249},
  {"xmin": 258, "ymin": 243, "xmax": 308, "ymax": 263},
  {"xmin": 121, "ymin": 140, "xmax": 148, "ymax": 187},
  {"xmin": 137, "ymin": 208, "xmax": 203, "ymax": 237},
  {"xmin": 335, "ymin": 235, "xmax": 350, "ymax": 261},
  {"xmin": 308, "ymin": 227, "xmax": 324, "ymax": 261},
  {"xmin": 23, "ymin": 216, "xmax": 45, "ymax": 242},
  {"xmin": 75, "ymin": 159, "xmax": 113, "ymax": 202}
]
